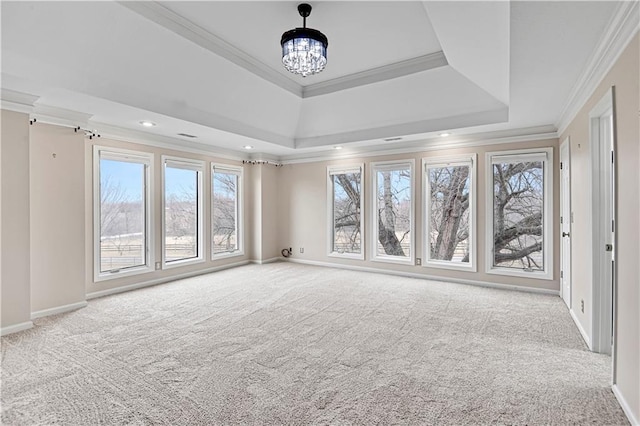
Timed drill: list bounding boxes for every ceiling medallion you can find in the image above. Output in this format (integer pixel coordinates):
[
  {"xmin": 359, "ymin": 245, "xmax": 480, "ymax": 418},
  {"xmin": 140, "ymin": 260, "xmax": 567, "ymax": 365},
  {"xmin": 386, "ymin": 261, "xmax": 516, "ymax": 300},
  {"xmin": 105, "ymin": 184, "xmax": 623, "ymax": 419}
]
[{"xmin": 281, "ymin": 3, "xmax": 328, "ymax": 77}]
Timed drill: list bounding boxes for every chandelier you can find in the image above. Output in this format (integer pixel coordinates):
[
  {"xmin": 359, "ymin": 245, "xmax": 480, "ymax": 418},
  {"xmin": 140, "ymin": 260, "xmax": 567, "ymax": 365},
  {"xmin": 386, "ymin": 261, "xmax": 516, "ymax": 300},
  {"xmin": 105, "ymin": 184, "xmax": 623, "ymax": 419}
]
[{"xmin": 281, "ymin": 3, "xmax": 328, "ymax": 77}]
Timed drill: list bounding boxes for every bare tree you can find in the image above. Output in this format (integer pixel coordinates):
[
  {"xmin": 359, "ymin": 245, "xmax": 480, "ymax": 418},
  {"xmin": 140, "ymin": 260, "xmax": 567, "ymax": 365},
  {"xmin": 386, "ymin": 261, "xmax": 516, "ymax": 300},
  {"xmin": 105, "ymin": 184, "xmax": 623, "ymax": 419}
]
[
  {"xmin": 333, "ymin": 173, "xmax": 361, "ymax": 252},
  {"xmin": 213, "ymin": 173, "xmax": 238, "ymax": 253},
  {"xmin": 333, "ymin": 161, "xmax": 543, "ymax": 267},
  {"xmin": 492, "ymin": 162, "xmax": 543, "ymax": 269},
  {"xmin": 428, "ymin": 166, "xmax": 470, "ymax": 262}
]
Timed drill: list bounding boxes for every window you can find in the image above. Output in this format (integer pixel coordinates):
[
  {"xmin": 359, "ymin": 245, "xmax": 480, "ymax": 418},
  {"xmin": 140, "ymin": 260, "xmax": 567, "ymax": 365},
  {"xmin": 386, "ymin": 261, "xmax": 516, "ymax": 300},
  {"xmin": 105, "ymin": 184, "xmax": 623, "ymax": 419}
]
[
  {"xmin": 486, "ymin": 148, "xmax": 553, "ymax": 279},
  {"xmin": 162, "ymin": 157, "xmax": 204, "ymax": 266},
  {"xmin": 327, "ymin": 165, "xmax": 364, "ymax": 259},
  {"xmin": 424, "ymin": 155, "xmax": 476, "ymax": 271},
  {"xmin": 212, "ymin": 164, "xmax": 243, "ymax": 258},
  {"xmin": 94, "ymin": 147, "xmax": 153, "ymax": 280},
  {"xmin": 371, "ymin": 160, "xmax": 414, "ymax": 263}
]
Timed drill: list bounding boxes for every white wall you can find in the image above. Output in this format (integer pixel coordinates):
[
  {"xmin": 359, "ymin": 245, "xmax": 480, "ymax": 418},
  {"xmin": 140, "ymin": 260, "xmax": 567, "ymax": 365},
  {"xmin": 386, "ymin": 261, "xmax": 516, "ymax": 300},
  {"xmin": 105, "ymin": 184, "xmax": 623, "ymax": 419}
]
[
  {"xmin": 560, "ymin": 33, "xmax": 639, "ymax": 423},
  {"xmin": 1, "ymin": 110, "xmax": 32, "ymax": 333}
]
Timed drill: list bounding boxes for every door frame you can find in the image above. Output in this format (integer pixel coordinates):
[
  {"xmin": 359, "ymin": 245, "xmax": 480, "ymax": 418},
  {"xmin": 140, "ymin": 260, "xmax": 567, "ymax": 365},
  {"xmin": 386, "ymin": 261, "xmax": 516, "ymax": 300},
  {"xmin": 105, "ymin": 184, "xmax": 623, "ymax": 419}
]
[
  {"xmin": 588, "ymin": 87, "xmax": 616, "ymax": 359},
  {"xmin": 559, "ymin": 137, "xmax": 571, "ymax": 310}
]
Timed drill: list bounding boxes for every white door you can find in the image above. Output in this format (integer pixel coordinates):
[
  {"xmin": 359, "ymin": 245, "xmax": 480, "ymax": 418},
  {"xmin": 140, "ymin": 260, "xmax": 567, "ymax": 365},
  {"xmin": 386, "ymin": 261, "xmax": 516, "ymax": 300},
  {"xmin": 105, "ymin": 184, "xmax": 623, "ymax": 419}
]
[{"xmin": 560, "ymin": 139, "xmax": 571, "ymax": 309}]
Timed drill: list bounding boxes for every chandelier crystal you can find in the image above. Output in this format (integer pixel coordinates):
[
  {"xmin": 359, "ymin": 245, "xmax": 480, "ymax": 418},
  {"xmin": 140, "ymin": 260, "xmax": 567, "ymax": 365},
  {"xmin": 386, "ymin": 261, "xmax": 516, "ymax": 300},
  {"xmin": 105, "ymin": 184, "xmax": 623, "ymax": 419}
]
[{"xmin": 281, "ymin": 4, "xmax": 328, "ymax": 77}]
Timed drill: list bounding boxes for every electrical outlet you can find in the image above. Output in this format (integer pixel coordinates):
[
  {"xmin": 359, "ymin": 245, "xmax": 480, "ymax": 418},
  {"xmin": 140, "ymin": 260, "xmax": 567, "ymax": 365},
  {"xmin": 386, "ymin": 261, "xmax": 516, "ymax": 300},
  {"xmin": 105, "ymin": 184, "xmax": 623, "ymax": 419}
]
[
  {"xmin": 581, "ymin": 299, "xmax": 584, "ymax": 313},
  {"xmin": 300, "ymin": 247, "xmax": 304, "ymax": 253},
  {"xmin": 155, "ymin": 262, "xmax": 161, "ymax": 270},
  {"xmin": 416, "ymin": 258, "xmax": 422, "ymax": 266}
]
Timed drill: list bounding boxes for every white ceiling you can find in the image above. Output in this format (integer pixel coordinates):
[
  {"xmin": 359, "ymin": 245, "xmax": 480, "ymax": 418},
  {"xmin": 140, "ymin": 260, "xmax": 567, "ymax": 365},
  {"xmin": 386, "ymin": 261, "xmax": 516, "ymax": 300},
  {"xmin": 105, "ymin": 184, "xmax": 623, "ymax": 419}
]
[{"xmin": 0, "ymin": 1, "xmax": 620, "ymax": 160}]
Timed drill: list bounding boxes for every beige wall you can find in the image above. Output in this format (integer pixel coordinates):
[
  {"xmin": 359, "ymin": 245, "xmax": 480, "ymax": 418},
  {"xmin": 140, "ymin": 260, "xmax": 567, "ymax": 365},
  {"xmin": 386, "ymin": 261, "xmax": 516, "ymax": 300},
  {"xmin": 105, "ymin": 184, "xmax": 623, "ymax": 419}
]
[
  {"xmin": 1, "ymin": 110, "xmax": 32, "ymax": 330},
  {"xmin": 30, "ymin": 123, "xmax": 86, "ymax": 312},
  {"xmin": 84, "ymin": 137, "xmax": 251, "ymax": 295},
  {"xmin": 245, "ymin": 163, "xmax": 282, "ymax": 262},
  {"xmin": 560, "ymin": 33, "xmax": 639, "ymax": 421},
  {"xmin": 278, "ymin": 138, "xmax": 560, "ymax": 292}
]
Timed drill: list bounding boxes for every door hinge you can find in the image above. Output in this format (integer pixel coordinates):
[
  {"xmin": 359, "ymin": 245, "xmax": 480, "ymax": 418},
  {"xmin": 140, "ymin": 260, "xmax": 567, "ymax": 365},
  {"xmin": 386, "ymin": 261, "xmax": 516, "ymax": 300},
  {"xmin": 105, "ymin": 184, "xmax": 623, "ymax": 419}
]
[
  {"xmin": 560, "ymin": 270, "xmax": 564, "ymax": 279},
  {"xmin": 560, "ymin": 216, "xmax": 563, "ymax": 224},
  {"xmin": 560, "ymin": 162, "xmax": 563, "ymax": 169},
  {"xmin": 612, "ymin": 220, "xmax": 615, "ymax": 233},
  {"xmin": 611, "ymin": 151, "xmax": 614, "ymax": 163}
]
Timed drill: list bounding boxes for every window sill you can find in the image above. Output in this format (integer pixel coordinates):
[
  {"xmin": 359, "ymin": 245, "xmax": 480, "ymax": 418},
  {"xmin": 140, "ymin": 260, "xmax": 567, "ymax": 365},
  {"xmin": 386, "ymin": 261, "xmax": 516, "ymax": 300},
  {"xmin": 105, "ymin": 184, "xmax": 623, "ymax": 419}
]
[
  {"xmin": 424, "ymin": 261, "xmax": 476, "ymax": 272},
  {"xmin": 95, "ymin": 265, "xmax": 154, "ymax": 282},
  {"xmin": 328, "ymin": 252, "xmax": 364, "ymax": 260},
  {"xmin": 486, "ymin": 267, "xmax": 553, "ymax": 281},
  {"xmin": 371, "ymin": 256, "xmax": 414, "ymax": 266},
  {"xmin": 163, "ymin": 257, "xmax": 205, "ymax": 270}
]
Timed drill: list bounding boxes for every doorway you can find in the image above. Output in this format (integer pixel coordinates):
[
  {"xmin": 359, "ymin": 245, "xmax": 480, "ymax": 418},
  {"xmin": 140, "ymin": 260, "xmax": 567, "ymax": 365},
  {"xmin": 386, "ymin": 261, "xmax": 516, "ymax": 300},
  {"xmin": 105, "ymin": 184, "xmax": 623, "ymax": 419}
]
[
  {"xmin": 560, "ymin": 138, "xmax": 571, "ymax": 310},
  {"xmin": 588, "ymin": 87, "xmax": 616, "ymax": 357}
]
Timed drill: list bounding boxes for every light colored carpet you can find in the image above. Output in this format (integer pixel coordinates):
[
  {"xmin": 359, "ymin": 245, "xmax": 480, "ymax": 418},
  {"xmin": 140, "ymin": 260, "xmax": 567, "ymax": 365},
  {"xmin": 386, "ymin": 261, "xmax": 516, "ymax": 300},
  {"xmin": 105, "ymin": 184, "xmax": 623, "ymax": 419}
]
[{"xmin": 1, "ymin": 262, "xmax": 628, "ymax": 425}]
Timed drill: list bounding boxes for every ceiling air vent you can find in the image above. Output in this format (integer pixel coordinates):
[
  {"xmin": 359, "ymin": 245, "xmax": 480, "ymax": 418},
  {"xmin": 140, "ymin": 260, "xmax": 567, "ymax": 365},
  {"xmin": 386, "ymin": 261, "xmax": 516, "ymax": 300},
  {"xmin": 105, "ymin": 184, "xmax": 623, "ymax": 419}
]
[
  {"xmin": 177, "ymin": 133, "xmax": 197, "ymax": 138},
  {"xmin": 383, "ymin": 137, "xmax": 403, "ymax": 142}
]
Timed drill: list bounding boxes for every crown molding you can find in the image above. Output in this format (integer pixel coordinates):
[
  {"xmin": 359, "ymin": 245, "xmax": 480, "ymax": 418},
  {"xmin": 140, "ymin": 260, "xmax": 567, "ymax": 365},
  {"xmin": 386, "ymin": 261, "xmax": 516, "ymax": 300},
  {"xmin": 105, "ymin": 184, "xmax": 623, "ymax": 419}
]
[
  {"xmin": 87, "ymin": 122, "xmax": 249, "ymax": 163},
  {"xmin": 119, "ymin": 1, "xmax": 303, "ymax": 97},
  {"xmin": 556, "ymin": 0, "xmax": 639, "ymax": 136},
  {"xmin": 0, "ymin": 89, "xmax": 39, "ymax": 114},
  {"xmin": 31, "ymin": 105, "xmax": 93, "ymax": 129},
  {"xmin": 280, "ymin": 126, "xmax": 558, "ymax": 165},
  {"xmin": 294, "ymin": 107, "xmax": 509, "ymax": 149},
  {"xmin": 302, "ymin": 51, "xmax": 448, "ymax": 98}
]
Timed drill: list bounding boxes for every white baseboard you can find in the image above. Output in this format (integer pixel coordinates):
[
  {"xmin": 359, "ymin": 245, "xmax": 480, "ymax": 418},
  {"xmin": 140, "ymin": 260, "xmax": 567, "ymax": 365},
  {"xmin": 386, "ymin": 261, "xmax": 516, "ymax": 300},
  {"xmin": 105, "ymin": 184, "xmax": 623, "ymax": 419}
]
[
  {"xmin": 613, "ymin": 384, "xmax": 640, "ymax": 426},
  {"xmin": 284, "ymin": 258, "xmax": 559, "ymax": 296},
  {"xmin": 31, "ymin": 301, "xmax": 88, "ymax": 320},
  {"xmin": 87, "ymin": 260, "xmax": 250, "ymax": 300},
  {"xmin": 569, "ymin": 308, "xmax": 592, "ymax": 349},
  {"xmin": 1, "ymin": 321, "xmax": 34, "ymax": 336},
  {"xmin": 250, "ymin": 257, "xmax": 282, "ymax": 265}
]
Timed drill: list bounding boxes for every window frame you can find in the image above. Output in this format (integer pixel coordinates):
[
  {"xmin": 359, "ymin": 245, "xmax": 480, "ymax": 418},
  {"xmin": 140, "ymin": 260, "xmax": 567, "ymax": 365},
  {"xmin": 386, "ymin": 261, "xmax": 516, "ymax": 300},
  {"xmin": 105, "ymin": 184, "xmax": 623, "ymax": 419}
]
[
  {"xmin": 370, "ymin": 159, "xmax": 415, "ymax": 265},
  {"xmin": 211, "ymin": 163, "xmax": 244, "ymax": 260},
  {"xmin": 93, "ymin": 146, "xmax": 154, "ymax": 282},
  {"xmin": 327, "ymin": 164, "xmax": 365, "ymax": 260},
  {"xmin": 423, "ymin": 154, "xmax": 477, "ymax": 272},
  {"xmin": 485, "ymin": 147, "xmax": 554, "ymax": 280},
  {"xmin": 161, "ymin": 155, "xmax": 205, "ymax": 269}
]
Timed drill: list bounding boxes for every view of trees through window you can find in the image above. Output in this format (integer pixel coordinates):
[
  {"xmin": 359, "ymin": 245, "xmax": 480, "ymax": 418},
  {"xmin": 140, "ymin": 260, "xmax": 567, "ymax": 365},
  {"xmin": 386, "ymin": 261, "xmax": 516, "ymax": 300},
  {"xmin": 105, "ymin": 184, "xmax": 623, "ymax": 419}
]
[
  {"xmin": 213, "ymin": 170, "xmax": 239, "ymax": 254},
  {"xmin": 375, "ymin": 166, "xmax": 412, "ymax": 258},
  {"xmin": 99, "ymin": 158, "xmax": 146, "ymax": 273},
  {"xmin": 331, "ymin": 171, "xmax": 361, "ymax": 254},
  {"xmin": 164, "ymin": 165, "xmax": 199, "ymax": 262},
  {"xmin": 492, "ymin": 160, "xmax": 544, "ymax": 270},
  {"xmin": 427, "ymin": 164, "xmax": 471, "ymax": 263}
]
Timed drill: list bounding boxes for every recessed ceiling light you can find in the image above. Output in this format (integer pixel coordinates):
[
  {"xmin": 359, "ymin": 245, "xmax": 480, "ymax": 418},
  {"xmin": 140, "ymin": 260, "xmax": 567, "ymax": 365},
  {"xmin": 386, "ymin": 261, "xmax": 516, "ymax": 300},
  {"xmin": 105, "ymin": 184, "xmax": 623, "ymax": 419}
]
[
  {"xmin": 333, "ymin": 146, "xmax": 343, "ymax": 150},
  {"xmin": 439, "ymin": 132, "xmax": 451, "ymax": 137},
  {"xmin": 139, "ymin": 121, "xmax": 156, "ymax": 127},
  {"xmin": 243, "ymin": 145, "xmax": 254, "ymax": 150}
]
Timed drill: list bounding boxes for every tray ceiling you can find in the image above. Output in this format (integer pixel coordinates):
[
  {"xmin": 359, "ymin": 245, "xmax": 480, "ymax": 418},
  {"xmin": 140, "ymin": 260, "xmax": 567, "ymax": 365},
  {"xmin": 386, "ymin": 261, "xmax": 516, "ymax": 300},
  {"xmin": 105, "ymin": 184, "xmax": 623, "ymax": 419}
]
[{"xmin": 0, "ymin": 1, "xmax": 621, "ymax": 158}]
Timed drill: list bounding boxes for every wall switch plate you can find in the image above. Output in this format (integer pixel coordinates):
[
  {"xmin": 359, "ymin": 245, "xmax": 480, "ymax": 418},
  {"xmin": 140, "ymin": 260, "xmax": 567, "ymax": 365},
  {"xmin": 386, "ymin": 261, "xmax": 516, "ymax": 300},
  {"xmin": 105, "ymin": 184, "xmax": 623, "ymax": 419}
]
[
  {"xmin": 155, "ymin": 262, "xmax": 161, "ymax": 270},
  {"xmin": 416, "ymin": 258, "xmax": 422, "ymax": 266},
  {"xmin": 581, "ymin": 299, "xmax": 584, "ymax": 313},
  {"xmin": 300, "ymin": 247, "xmax": 304, "ymax": 254}
]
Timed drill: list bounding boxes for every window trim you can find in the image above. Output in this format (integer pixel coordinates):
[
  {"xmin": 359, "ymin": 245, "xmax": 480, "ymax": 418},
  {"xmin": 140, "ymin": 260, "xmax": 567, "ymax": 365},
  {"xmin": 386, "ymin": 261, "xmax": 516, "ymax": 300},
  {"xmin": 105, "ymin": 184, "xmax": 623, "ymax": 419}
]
[
  {"xmin": 161, "ymin": 155, "xmax": 205, "ymax": 269},
  {"xmin": 211, "ymin": 163, "xmax": 244, "ymax": 260},
  {"xmin": 370, "ymin": 159, "xmax": 415, "ymax": 265},
  {"xmin": 422, "ymin": 154, "xmax": 477, "ymax": 272},
  {"xmin": 485, "ymin": 147, "xmax": 554, "ymax": 280},
  {"xmin": 93, "ymin": 145, "xmax": 154, "ymax": 282},
  {"xmin": 327, "ymin": 164, "xmax": 365, "ymax": 260}
]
